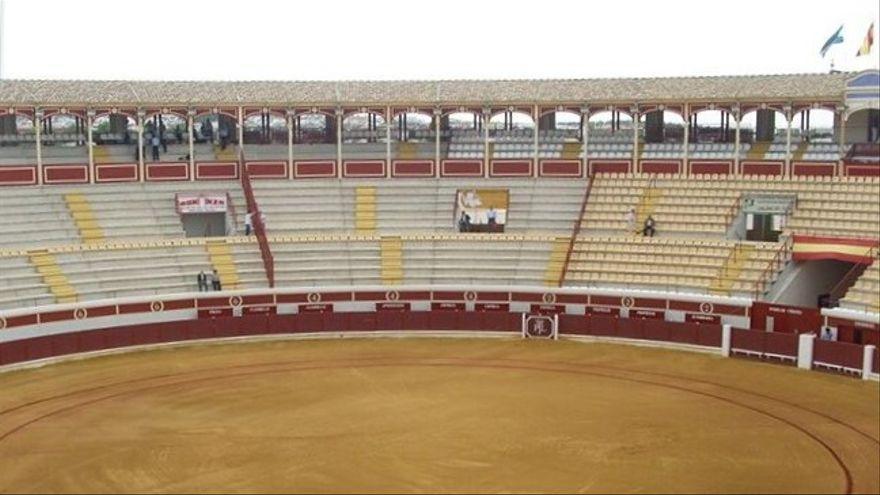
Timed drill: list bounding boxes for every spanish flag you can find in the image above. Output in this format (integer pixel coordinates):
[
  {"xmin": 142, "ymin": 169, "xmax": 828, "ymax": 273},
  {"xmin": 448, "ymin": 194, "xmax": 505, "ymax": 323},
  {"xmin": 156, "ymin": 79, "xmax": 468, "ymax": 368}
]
[{"xmin": 856, "ymin": 23, "xmax": 874, "ymax": 56}]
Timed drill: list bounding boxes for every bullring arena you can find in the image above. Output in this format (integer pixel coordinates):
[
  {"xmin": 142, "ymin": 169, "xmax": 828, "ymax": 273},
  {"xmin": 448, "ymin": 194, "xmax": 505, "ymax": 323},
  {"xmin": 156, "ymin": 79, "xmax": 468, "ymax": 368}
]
[{"xmin": 0, "ymin": 72, "xmax": 879, "ymax": 493}]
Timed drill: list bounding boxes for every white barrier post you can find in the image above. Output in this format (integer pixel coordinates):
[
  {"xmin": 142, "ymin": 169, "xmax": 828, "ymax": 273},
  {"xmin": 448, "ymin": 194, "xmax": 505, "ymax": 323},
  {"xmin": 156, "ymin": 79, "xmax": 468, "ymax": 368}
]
[
  {"xmin": 862, "ymin": 345, "xmax": 876, "ymax": 380},
  {"xmin": 797, "ymin": 333, "xmax": 816, "ymax": 370},
  {"xmin": 721, "ymin": 324, "xmax": 732, "ymax": 357}
]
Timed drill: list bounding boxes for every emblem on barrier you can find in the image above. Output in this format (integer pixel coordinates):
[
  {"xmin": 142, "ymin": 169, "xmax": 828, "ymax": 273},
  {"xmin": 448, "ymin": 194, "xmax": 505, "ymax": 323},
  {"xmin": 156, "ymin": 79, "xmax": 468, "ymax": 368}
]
[
  {"xmin": 464, "ymin": 291, "xmax": 477, "ymax": 302},
  {"xmin": 700, "ymin": 302, "xmax": 714, "ymax": 314},
  {"xmin": 229, "ymin": 295, "xmax": 243, "ymax": 308},
  {"xmin": 542, "ymin": 293, "xmax": 557, "ymax": 304},
  {"xmin": 621, "ymin": 296, "xmax": 634, "ymax": 308},
  {"xmin": 307, "ymin": 292, "xmax": 321, "ymax": 304},
  {"xmin": 386, "ymin": 290, "xmax": 400, "ymax": 301},
  {"xmin": 0, "ymin": 317, "xmax": 6, "ymax": 330},
  {"xmin": 74, "ymin": 308, "xmax": 88, "ymax": 320},
  {"xmin": 150, "ymin": 301, "xmax": 165, "ymax": 312}
]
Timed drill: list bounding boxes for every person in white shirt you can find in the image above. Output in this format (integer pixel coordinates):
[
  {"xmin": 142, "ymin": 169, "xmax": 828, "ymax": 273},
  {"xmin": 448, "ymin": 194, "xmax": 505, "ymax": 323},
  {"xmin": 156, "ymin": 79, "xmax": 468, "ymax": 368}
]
[
  {"xmin": 244, "ymin": 212, "xmax": 254, "ymax": 236},
  {"xmin": 487, "ymin": 207, "xmax": 497, "ymax": 225},
  {"xmin": 150, "ymin": 135, "xmax": 161, "ymax": 161},
  {"xmin": 625, "ymin": 207, "xmax": 636, "ymax": 234}
]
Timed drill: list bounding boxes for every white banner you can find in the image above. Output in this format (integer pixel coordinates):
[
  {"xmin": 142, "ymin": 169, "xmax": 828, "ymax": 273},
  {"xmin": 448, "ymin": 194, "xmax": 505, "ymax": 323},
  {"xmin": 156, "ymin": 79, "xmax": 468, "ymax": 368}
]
[{"xmin": 176, "ymin": 193, "xmax": 228, "ymax": 213}]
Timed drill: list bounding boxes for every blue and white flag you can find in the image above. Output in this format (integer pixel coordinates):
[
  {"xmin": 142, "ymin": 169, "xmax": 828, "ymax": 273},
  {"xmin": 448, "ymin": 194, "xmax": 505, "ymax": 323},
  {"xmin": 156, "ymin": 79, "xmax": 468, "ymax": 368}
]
[{"xmin": 820, "ymin": 25, "xmax": 844, "ymax": 58}]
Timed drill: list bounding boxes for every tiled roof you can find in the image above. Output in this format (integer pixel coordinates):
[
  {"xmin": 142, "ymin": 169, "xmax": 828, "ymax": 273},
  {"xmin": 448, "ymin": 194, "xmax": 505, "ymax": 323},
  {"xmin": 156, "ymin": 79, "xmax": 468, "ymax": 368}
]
[{"xmin": 0, "ymin": 73, "xmax": 852, "ymax": 107}]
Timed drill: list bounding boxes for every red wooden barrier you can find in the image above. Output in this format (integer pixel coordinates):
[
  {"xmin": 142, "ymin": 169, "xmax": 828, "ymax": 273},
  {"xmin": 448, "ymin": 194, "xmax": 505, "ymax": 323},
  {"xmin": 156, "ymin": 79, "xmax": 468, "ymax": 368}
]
[{"xmin": 813, "ymin": 340, "xmax": 865, "ymax": 371}]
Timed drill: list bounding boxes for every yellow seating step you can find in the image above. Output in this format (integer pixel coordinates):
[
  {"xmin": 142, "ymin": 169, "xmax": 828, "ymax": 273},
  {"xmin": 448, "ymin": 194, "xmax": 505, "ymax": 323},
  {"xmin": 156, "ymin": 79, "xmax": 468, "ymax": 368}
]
[
  {"xmin": 92, "ymin": 145, "xmax": 112, "ymax": 164},
  {"xmin": 398, "ymin": 142, "xmax": 418, "ymax": 160},
  {"xmin": 206, "ymin": 240, "xmax": 240, "ymax": 290},
  {"xmin": 28, "ymin": 250, "xmax": 78, "ymax": 304},
  {"xmin": 213, "ymin": 144, "xmax": 238, "ymax": 161},
  {"xmin": 747, "ymin": 141, "xmax": 771, "ymax": 160},
  {"xmin": 544, "ymin": 237, "xmax": 571, "ymax": 286},
  {"xmin": 709, "ymin": 244, "xmax": 756, "ymax": 295},
  {"xmin": 380, "ymin": 236, "xmax": 403, "ymax": 285},
  {"xmin": 64, "ymin": 193, "xmax": 104, "ymax": 244},
  {"xmin": 791, "ymin": 142, "xmax": 808, "ymax": 161},
  {"xmin": 561, "ymin": 142, "xmax": 582, "ymax": 160},
  {"xmin": 355, "ymin": 187, "xmax": 378, "ymax": 234}
]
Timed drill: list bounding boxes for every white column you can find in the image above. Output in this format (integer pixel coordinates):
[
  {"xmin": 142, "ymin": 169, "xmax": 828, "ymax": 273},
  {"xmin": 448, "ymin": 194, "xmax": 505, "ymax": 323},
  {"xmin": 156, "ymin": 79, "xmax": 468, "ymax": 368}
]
[
  {"xmin": 533, "ymin": 105, "xmax": 540, "ymax": 174},
  {"xmin": 632, "ymin": 110, "xmax": 639, "ymax": 166},
  {"xmin": 734, "ymin": 112, "xmax": 741, "ymax": 174},
  {"xmin": 483, "ymin": 111, "xmax": 490, "ymax": 178},
  {"xmin": 862, "ymin": 345, "xmax": 876, "ymax": 380},
  {"xmin": 582, "ymin": 108, "xmax": 589, "ymax": 176},
  {"xmin": 837, "ymin": 108, "xmax": 847, "ymax": 165},
  {"xmin": 86, "ymin": 113, "xmax": 94, "ymax": 183},
  {"xmin": 137, "ymin": 112, "xmax": 145, "ymax": 182},
  {"xmin": 287, "ymin": 113, "xmax": 294, "ymax": 179},
  {"xmin": 797, "ymin": 332, "xmax": 815, "ymax": 370},
  {"xmin": 237, "ymin": 107, "xmax": 244, "ymax": 161},
  {"xmin": 35, "ymin": 110, "xmax": 43, "ymax": 185},
  {"xmin": 785, "ymin": 108, "xmax": 793, "ymax": 176},
  {"xmin": 385, "ymin": 107, "xmax": 391, "ymax": 177},
  {"xmin": 187, "ymin": 113, "xmax": 195, "ymax": 176},
  {"xmin": 336, "ymin": 109, "xmax": 342, "ymax": 178},
  {"xmin": 434, "ymin": 109, "xmax": 441, "ymax": 177},
  {"xmin": 682, "ymin": 111, "xmax": 690, "ymax": 164},
  {"xmin": 721, "ymin": 324, "xmax": 732, "ymax": 357}
]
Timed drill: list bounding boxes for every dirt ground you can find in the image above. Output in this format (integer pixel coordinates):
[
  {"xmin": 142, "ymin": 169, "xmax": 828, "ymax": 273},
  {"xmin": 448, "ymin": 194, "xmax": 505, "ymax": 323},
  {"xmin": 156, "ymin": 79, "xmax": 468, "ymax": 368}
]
[{"xmin": 0, "ymin": 336, "xmax": 877, "ymax": 494}]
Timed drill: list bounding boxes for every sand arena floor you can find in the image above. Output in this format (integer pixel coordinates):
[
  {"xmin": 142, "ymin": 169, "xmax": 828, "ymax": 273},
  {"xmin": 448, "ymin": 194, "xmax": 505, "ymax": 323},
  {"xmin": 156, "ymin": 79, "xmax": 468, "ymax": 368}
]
[{"xmin": 0, "ymin": 337, "xmax": 877, "ymax": 494}]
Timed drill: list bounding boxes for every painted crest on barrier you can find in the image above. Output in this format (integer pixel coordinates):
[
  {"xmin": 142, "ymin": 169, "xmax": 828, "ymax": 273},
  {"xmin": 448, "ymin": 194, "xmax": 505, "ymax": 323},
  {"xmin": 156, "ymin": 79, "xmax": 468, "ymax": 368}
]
[
  {"xmin": 542, "ymin": 293, "xmax": 556, "ymax": 304},
  {"xmin": 229, "ymin": 295, "xmax": 243, "ymax": 308},
  {"xmin": 700, "ymin": 302, "xmax": 714, "ymax": 314},
  {"xmin": 74, "ymin": 308, "xmax": 88, "ymax": 320},
  {"xmin": 386, "ymin": 290, "xmax": 400, "ymax": 301},
  {"xmin": 150, "ymin": 301, "xmax": 164, "ymax": 312},
  {"xmin": 307, "ymin": 292, "xmax": 321, "ymax": 303},
  {"xmin": 0, "ymin": 316, "xmax": 6, "ymax": 330},
  {"xmin": 621, "ymin": 296, "xmax": 634, "ymax": 308},
  {"xmin": 464, "ymin": 291, "xmax": 477, "ymax": 302}
]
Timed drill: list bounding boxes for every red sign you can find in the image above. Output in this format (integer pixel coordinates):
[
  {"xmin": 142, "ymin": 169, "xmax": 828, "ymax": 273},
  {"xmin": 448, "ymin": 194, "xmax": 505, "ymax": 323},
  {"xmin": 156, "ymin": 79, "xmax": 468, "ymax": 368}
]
[
  {"xmin": 630, "ymin": 309, "xmax": 665, "ymax": 320},
  {"xmin": 530, "ymin": 304, "xmax": 565, "ymax": 314},
  {"xmin": 243, "ymin": 305, "xmax": 277, "ymax": 315},
  {"xmin": 475, "ymin": 303, "xmax": 509, "ymax": 312},
  {"xmin": 377, "ymin": 302, "xmax": 411, "ymax": 311},
  {"xmin": 198, "ymin": 308, "xmax": 232, "ymax": 319},
  {"xmin": 432, "ymin": 302, "xmax": 465, "ymax": 311},
  {"xmin": 685, "ymin": 313, "xmax": 721, "ymax": 324},
  {"xmin": 586, "ymin": 306, "xmax": 618, "ymax": 315},
  {"xmin": 299, "ymin": 304, "xmax": 333, "ymax": 313}
]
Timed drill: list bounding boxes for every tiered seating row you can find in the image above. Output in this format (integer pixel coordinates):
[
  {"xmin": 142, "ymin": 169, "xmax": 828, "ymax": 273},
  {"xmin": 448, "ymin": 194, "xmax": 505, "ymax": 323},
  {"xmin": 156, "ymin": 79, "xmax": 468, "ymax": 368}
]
[{"xmin": 840, "ymin": 259, "xmax": 880, "ymax": 313}]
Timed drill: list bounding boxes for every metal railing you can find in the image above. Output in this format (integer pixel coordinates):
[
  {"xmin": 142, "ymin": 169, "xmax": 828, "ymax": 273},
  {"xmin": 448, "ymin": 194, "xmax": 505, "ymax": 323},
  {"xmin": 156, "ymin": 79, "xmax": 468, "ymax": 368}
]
[
  {"xmin": 559, "ymin": 173, "xmax": 595, "ymax": 287},
  {"xmin": 752, "ymin": 235, "xmax": 793, "ymax": 300},
  {"xmin": 239, "ymin": 155, "xmax": 275, "ymax": 288},
  {"xmin": 828, "ymin": 246, "xmax": 878, "ymax": 306}
]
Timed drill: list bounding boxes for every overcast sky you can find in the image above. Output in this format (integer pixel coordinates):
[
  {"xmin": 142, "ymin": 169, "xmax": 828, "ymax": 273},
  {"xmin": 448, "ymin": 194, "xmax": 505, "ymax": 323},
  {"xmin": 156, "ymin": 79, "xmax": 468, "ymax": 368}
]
[{"xmin": 1, "ymin": 0, "xmax": 877, "ymax": 81}]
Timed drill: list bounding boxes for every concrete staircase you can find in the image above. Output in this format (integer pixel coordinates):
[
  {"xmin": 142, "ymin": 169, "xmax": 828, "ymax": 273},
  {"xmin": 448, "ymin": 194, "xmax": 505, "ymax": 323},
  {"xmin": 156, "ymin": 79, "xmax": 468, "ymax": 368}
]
[
  {"xmin": 206, "ymin": 240, "xmax": 241, "ymax": 290},
  {"xmin": 355, "ymin": 186, "xmax": 377, "ymax": 233},
  {"xmin": 380, "ymin": 236, "xmax": 403, "ymax": 285},
  {"xmin": 64, "ymin": 193, "xmax": 105, "ymax": 244},
  {"xmin": 543, "ymin": 237, "xmax": 570, "ymax": 286},
  {"xmin": 561, "ymin": 142, "xmax": 582, "ymax": 160},
  {"xmin": 28, "ymin": 250, "xmax": 77, "ymax": 304},
  {"xmin": 709, "ymin": 243, "xmax": 755, "ymax": 295},
  {"xmin": 747, "ymin": 142, "xmax": 771, "ymax": 160}
]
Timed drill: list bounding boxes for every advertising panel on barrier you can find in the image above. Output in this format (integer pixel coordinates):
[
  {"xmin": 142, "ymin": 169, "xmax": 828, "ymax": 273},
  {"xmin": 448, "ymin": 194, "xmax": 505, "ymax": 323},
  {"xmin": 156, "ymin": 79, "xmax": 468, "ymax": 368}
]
[
  {"xmin": 175, "ymin": 192, "xmax": 229, "ymax": 213},
  {"xmin": 299, "ymin": 304, "xmax": 333, "ymax": 313},
  {"xmin": 243, "ymin": 305, "xmax": 277, "ymax": 315},
  {"xmin": 475, "ymin": 303, "xmax": 509, "ymax": 312},
  {"xmin": 432, "ymin": 302, "xmax": 465, "ymax": 311},
  {"xmin": 686, "ymin": 313, "xmax": 722, "ymax": 324},
  {"xmin": 630, "ymin": 309, "xmax": 665, "ymax": 320},
  {"xmin": 530, "ymin": 304, "xmax": 565, "ymax": 314},
  {"xmin": 198, "ymin": 308, "xmax": 233, "ymax": 319}
]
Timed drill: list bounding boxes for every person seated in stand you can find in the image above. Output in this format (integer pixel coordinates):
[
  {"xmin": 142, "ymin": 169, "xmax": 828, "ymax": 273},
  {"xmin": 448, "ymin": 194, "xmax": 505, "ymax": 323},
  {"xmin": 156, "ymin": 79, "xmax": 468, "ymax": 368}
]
[
  {"xmin": 205, "ymin": 270, "xmax": 215, "ymax": 292},
  {"xmin": 212, "ymin": 269, "xmax": 222, "ymax": 291},
  {"xmin": 458, "ymin": 211, "xmax": 471, "ymax": 233},
  {"xmin": 487, "ymin": 207, "xmax": 497, "ymax": 227},
  {"xmin": 642, "ymin": 215, "xmax": 656, "ymax": 237}
]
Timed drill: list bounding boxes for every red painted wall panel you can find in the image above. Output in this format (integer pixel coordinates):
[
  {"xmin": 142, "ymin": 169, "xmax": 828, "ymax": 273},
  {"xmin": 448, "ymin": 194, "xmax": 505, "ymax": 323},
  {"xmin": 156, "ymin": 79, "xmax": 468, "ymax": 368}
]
[{"xmin": 392, "ymin": 160, "xmax": 434, "ymax": 177}]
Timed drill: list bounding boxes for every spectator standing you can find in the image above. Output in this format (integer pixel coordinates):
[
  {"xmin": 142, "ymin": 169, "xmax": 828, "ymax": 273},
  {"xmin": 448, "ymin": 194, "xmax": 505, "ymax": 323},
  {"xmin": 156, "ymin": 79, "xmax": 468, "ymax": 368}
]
[
  {"xmin": 625, "ymin": 207, "xmax": 636, "ymax": 234},
  {"xmin": 205, "ymin": 270, "xmax": 215, "ymax": 291},
  {"xmin": 197, "ymin": 271, "xmax": 207, "ymax": 292},
  {"xmin": 245, "ymin": 211, "xmax": 254, "ymax": 236},
  {"xmin": 212, "ymin": 269, "xmax": 222, "ymax": 291},
  {"xmin": 643, "ymin": 215, "xmax": 656, "ymax": 237},
  {"xmin": 151, "ymin": 134, "xmax": 161, "ymax": 161},
  {"xmin": 458, "ymin": 211, "xmax": 471, "ymax": 233},
  {"xmin": 219, "ymin": 126, "xmax": 230, "ymax": 150},
  {"xmin": 487, "ymin": 207, "xmax": 497, "ymax": 226}
]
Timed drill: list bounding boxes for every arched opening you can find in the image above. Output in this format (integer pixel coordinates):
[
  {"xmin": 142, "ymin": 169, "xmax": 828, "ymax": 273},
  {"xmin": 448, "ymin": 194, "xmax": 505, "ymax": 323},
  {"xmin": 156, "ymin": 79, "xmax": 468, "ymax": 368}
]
[
  {"xmin": 293, "ymin": 112, "xmax": 335, "ymax": 145},
  {"xmin": 391, "ymin": 112, "xmax": 434, "ymax": 160},
  {"xmin": 639, "ymin": 110, "xmax": 685, "ymax": 160},
  {"xmin": 489, "ymin": 111, "xmax": 535, "ymax": 160},
  {"xmin": 536, "ymin": 110, "xmax": 582, "ymax": 160},
  {"xmin": 193, "ymin": 112, "xmax": 239, "ymax": 160},
  {"xmin": 843, "ymin": 107, "xmax": 880, "ymax": 163},
  {"xmin": 790, "ymin": 108, "xmax": 839, "ymax": 161},
  {"xmin": 243, "ymin": 112, "xmax": 287, "ymax": 161},
  {"xmin": 144, "ymin": 113, "xmax": 188, "ymax": 162},
  {"xmin": 342, "ymin": 112, "xmax": 386, "ymax": 160},
  {"xmin": 687, "ymin": 109, "xmax": 733, "ymax": 159},
  {"xmin": 446, "ymin": 111, "xmax": 485, "ymax": 160},
  {"xmin": 739, "ymin": 109, "xmax": 789, "ymax": 160},
  {"xmin": 91, "ymin": 113, "xmax": 138, "ymax": 163},
  {"xmin": 0, "ymin": 114, "xmax": 38, "ymax": 165},
  {"xmin": 587, "ymin": 110, "xmax": 634, "ymax": 159}
]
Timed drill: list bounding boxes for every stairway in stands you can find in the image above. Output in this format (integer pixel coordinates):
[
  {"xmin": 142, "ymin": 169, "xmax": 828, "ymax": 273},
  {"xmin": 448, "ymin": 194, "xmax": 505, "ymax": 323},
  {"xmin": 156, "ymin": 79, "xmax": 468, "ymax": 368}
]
[
  {"xmin": 708, "ymin": 243, "xmax": 755, "ymax": 295},
  {"xmin": 214, "ymin": 145, "xmax": 238, "ymax": 161},
  {"xmin": 380, "ymin": 236, "xmax": 403, "ymax": 285},
  {"xmin": 544, "ymin": 237, "xmax": 570, "ymax": 286},
  {"xmin": 355, "ymin": 187, "xmax": 377, "ymax": 233},
  {"xmin": 791, "ymin": 142, "xmax": 808, "ymax": 161},
  {"xmin": 28, "ymin": 250, "xmax": 77, "ymax": 304},
  {"xmin": 206, "ymin": 240, "xmax": 241, "ymax": 290},
  {"xmin": 397, "ymin": 142, "xmax": 418, "ymax": 160},
  {"xmin": 561, "ymin": 143, "xmax": 582, "ymax": 160},
  {"xmin": 64, "ymin": 193, "xmax": 105, "ymax": 244},
  {"xmin": 92, "ymin": 145, "xmax": 113, "ymax": 164},
  {"xmin": 635, "ymin": 184, "xmax": 662, "ymax": 227},
  {"xmin": 747, "ymin": 142, "xmax": 771, "ymax": 160}
]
